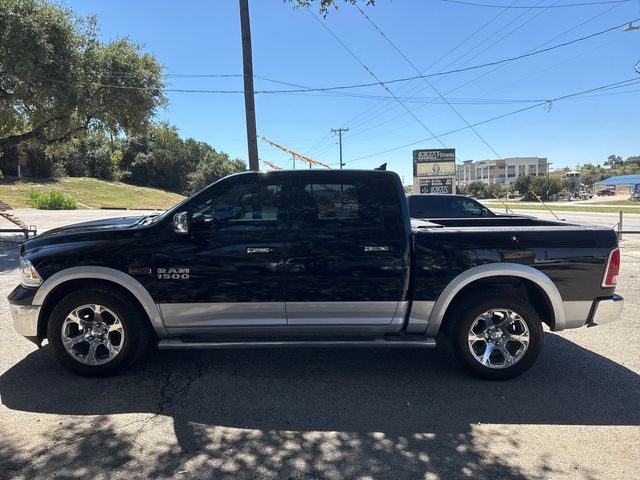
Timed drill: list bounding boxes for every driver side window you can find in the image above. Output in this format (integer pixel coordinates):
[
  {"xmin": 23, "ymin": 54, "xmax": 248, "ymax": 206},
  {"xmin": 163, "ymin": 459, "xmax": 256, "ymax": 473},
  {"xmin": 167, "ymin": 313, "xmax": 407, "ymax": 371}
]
[{"xmin": 190, "ymin": 178, "xmax": 285, "ymax": 231}]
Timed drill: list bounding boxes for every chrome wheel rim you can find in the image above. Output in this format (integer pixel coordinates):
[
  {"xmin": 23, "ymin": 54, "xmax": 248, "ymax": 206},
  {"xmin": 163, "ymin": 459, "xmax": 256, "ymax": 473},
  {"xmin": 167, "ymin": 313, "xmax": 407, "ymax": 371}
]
[
  {"xmin": 61, "ymin": 304, "xmax": 125, "ymax": 365},
  {"xmin": 467, "ymin": 308, "xmax": 530, "ymax": 369}
]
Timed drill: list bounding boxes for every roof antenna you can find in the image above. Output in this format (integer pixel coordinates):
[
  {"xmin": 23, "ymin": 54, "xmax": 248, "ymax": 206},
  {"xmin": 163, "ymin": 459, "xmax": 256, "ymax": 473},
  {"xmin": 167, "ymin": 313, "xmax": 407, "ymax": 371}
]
[{"xmin": 374, "ymin": 163, "xmax": 387, "ymax": 171}]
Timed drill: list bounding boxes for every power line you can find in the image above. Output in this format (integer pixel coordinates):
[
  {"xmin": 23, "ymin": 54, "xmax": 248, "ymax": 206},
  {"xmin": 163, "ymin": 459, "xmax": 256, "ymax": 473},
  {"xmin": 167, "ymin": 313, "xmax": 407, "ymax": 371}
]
[
  {"xmin": 344, "ymin": 1, "xmax": 626, "ymax": 143},
  {"xmin": 343, "ymin": 0, "xmax": 552, "ymax": 132},
  {"xmin": 306, "ymin": 7, "xmax": 450, "ymax": 150},
  {"xmin": 346, "ymin": 77, "xmax": 640, "ymax": 163},
  {"xmin": 441, "ymin": 0, "xmax": 632, "ymax": 8},
  {"xmin": 26, "ymin": 17, "xmax": 638, "ymax": 97},
  {"xmin": 431, "ymin": 0, "xmax": 554, "ymax": 87},
  {"xmin": 341, "ymin": 0, "xmax": 520, "ymax": 131},
  {"xmin": 255, "ymin": 74, "xmax": 544, "ymax": 103},
  {"xmin": 445, "ymin": 0, "xmax": 625, "ymax": 95},
  {"xmin": 356, "ymin": 5, "xmax": 503, "ymax": 158}
]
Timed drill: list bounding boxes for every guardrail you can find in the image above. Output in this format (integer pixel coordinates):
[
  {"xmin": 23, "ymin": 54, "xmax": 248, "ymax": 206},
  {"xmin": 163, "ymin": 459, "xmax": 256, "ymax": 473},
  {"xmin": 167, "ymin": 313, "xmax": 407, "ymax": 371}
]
[{"xmin": 0, "ymin": 212, "xmax": 37, "ymax": 240}]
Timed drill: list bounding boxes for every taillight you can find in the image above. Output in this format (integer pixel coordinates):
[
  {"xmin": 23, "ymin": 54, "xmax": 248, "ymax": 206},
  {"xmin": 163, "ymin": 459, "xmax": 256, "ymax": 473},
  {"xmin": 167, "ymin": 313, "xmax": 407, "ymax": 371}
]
[{"xmin": 602, "ymin": 248, "xmax": 620, "ymax": 288}]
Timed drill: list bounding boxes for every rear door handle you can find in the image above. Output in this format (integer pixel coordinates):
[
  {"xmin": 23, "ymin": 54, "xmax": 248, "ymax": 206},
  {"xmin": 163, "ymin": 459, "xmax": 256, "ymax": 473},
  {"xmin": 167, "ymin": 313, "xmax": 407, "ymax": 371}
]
[
  {"xmin": 247, "ymin": 247, "xmax": 274, "ymax": 254},
  {"xmin": 364, "ymin": 246, "xmax": 390, "ymax": 252}
]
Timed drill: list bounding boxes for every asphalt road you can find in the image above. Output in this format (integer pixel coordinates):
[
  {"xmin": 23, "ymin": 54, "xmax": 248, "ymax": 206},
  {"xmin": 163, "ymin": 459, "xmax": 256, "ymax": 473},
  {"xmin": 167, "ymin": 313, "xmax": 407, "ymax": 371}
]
[
  {"xmin": 0, "ymin": 210, "xmax": 638, "ymax": 480},
  {"xmin": 498, "ymin": 209, "xmax": 640, "ymax": 231}
]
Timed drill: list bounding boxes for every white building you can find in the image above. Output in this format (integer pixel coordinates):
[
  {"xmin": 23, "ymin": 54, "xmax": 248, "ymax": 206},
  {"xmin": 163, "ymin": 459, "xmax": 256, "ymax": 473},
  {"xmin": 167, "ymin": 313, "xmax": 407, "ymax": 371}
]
[{"xmin": 457, "ymin": 157, "xmax": 548, "ymax": 187}]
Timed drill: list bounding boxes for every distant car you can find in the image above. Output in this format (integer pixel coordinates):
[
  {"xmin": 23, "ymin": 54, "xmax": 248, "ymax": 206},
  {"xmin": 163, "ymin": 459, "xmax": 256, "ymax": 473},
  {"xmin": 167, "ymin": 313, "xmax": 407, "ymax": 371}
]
[
  {"xmin": 597, "ymin": 189, "xmax": 615, "ymax": 196},
  {"xmin": 575, "ymin": 191, "xmax": 594, "ymax": 200},
  {"xmin": 406, "ymin": 194, "xmax": 496, "ymax": 219}
]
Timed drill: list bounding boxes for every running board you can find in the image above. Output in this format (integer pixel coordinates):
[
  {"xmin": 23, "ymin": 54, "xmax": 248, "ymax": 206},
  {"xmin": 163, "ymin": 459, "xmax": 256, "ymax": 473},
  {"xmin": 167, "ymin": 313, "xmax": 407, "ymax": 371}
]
[{"xmin": 157, "ymin": 337, "xmax": 437, "ymax": 350}]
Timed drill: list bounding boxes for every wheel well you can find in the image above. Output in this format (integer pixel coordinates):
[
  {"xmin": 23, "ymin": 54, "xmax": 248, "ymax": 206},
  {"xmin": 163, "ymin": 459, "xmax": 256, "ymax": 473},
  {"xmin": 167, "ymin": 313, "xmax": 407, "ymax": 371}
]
[
  {"xmin": 440, "ymin": 276, "xmax": 555, "ymax": 334},
  {"xmin": 37, "ymin": 279, "xmax": 156, "ymax": 342}
]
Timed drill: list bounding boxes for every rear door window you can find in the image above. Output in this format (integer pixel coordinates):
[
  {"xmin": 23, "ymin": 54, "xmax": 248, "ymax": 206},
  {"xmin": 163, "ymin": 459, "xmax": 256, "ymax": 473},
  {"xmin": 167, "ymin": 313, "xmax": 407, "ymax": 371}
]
[{"xmin": 292, "ymin": 174, "xmax": 403, "ymax": 230}]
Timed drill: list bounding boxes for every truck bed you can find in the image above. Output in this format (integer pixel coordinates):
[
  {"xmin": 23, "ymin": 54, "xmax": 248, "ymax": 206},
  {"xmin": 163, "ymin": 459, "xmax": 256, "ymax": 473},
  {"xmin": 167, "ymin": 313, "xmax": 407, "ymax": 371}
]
[{"xmin": 411, "ymin": 216, "xmax": 618, "ymax": 305}]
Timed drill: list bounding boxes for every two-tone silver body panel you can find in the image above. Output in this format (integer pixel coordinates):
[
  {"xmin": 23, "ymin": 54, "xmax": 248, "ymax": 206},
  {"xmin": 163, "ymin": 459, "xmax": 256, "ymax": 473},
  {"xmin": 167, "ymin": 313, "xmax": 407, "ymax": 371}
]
[{"xmin": 11, "ymin": 263, "xmax": 622, "ymax": 346}]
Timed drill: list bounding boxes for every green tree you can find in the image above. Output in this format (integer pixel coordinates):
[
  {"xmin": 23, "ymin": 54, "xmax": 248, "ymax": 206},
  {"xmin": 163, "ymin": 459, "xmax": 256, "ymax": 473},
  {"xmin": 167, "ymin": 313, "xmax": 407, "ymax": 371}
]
[
  {"xmin": 486, "ymin": 183, "xmax": 506, "ymax": 199},
  {"xmin": 604, "ymin": 155, "xmax": 623, "ymax": 169},
  {"xmin": 465, "ymin": 181, "xmax": 489, "ymax": 199},
  {"xmin": 580, "ymin": 164, "xmax": 607, "ymax": 186},
  {"xmin": 187, "ymin": 151, "xmax": 246, "ymax": 193},
  {"xmin": 0, "ymin": 0, "xmax": 165, "ymax": 153},
  {"xmin": 529, "ymin": 176, "xmax": 561, "ymax": 200},
  {"xmin": 288, "ymin": 0, "xmax": 374, "ymax": 15},
  {"xmin": 511, "ymin": 175, "xmax": 532, "ymax": 197}
]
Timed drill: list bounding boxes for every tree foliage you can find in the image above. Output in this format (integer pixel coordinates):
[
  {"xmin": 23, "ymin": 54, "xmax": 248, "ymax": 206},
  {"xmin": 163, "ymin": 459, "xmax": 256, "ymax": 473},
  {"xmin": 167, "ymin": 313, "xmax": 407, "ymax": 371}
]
[
  {"xmin": 28, "ymin": 123, "xmax": 246, "ymax": 195},
  {"xmin": 465, "ymin": 181, "xmax": 489, "ymax": 199},
  {"xmin": 486, "ymin": 183, "xmax": 506, "ymax": 199},
  {"xmin": 187, "ymin": 152, "xmax": 247, "ymax": 193},
  {"xmin": 0, "ymin": 0, "xmax": 166, "ymax": 153},
  {"xmin": 287, "ymin": 0, "xmax": 374, "ymax": 15}
]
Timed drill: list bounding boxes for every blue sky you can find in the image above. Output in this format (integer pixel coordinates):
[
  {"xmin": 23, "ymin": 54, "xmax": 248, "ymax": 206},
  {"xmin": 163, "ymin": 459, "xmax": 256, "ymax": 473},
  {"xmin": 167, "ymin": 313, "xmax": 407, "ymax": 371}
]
[{"xmin": 67, "ymin": 0, "xmax": 640, "ymax": 183}]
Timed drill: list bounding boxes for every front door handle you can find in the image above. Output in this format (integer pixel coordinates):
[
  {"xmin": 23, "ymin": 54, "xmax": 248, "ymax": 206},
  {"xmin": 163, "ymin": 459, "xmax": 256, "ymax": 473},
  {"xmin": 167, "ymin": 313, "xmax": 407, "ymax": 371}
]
[
  {"xmin": 247, "ymin": 247, "xmax": 274, "ymax": 254},
  {"xmin": 364, "ymin": 246, "xmax": 390, "ymax": 252}
]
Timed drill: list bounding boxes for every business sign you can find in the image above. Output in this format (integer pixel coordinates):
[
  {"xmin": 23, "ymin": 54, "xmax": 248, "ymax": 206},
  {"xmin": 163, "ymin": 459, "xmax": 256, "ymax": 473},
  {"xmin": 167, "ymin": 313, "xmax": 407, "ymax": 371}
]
[
  {"xmin": 419, "ymin": 177, "xmax": 453, "ymax": 194},
  {"xmin": 413, "ymin": 148, "xmax": 456, "ymax": 177},
  {"xmin": 634, "ymin": 184, "xmax": 640, "ymax": 199},
  {"xmin": 413, "ymin": 148, "xmax": 456, "ymax": 194}
]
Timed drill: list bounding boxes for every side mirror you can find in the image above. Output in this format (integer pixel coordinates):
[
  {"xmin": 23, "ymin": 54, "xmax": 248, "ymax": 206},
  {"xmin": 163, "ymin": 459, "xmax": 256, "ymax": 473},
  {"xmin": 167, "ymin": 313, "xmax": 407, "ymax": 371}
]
[
  {"xmin": 172, "ymin": 212, "xmax": 190, "ymax": 234},
  {"xmin": 481, "ymin": 208, "xmax": 490, "ymax": 217}
]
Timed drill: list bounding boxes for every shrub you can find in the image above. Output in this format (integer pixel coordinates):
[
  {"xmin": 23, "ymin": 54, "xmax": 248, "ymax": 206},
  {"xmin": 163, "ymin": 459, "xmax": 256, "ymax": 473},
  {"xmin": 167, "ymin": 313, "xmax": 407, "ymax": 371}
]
[{"xmin": 27, "ymin": 188, "xmax": 78, "ymax": 210}]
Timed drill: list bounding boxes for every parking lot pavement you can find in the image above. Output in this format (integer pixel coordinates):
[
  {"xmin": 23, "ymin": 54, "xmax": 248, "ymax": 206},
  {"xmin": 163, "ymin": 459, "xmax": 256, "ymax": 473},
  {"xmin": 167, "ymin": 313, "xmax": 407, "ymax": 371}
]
[{"xmin": 0, "ymin": 211, "xmax": 639, "ymax": 480}]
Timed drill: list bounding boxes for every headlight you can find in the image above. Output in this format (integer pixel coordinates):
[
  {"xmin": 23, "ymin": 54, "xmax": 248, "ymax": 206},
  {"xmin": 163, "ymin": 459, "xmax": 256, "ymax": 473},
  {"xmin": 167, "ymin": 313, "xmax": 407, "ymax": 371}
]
[{"xmin": 20, "ymin": 257, "xmax": 43, "ymax": 287}]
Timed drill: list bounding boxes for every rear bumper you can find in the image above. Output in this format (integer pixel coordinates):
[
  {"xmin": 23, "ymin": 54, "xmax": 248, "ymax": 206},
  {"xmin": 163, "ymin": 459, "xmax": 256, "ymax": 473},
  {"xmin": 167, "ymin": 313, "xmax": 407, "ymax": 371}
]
[
  {"xmin": 8, "ymin": 303, "xmax": 40, "ymax": 343},
  {"xmin": 588, "ymin": 294, "xmax": 624, "ymax": 327}
]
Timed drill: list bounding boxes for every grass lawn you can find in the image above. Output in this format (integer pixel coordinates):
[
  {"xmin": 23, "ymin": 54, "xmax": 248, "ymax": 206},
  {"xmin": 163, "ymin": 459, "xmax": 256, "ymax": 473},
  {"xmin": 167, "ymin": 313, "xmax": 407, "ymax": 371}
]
[
  {"xmin": 0, "ymin": 176, "xmax": 185, "ymax": 209},
  {"xmin": 590, "ymin": 200, "xmax": 639, "ymax": 206},
  {"xmin": 485, "ymin": 202, "xmax": 640, "ymax": 214}
]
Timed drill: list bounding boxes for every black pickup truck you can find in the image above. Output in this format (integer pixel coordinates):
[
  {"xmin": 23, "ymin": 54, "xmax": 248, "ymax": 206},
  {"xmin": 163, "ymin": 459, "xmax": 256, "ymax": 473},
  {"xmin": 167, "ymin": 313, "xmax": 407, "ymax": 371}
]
[{"xmin": 8, "ymin": 170, "xmax": 623, "ymax": 379}]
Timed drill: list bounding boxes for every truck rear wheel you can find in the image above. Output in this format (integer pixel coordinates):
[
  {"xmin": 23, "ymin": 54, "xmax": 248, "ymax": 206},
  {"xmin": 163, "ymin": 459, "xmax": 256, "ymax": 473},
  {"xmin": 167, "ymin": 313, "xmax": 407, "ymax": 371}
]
[
  {"xmin": 47, "ymin": 288, "xmax": 148, "ymax": 376},
  {"xmin": 449, "ymin": 292, "xmax": 543, "ymax": 380}
]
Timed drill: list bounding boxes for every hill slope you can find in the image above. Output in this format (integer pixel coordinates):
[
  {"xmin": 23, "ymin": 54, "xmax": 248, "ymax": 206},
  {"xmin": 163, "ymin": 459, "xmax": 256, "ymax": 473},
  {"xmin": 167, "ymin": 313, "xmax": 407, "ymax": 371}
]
[{"xmin": 0, "ymin": 177, "xmax": 185, "ymax": 209}]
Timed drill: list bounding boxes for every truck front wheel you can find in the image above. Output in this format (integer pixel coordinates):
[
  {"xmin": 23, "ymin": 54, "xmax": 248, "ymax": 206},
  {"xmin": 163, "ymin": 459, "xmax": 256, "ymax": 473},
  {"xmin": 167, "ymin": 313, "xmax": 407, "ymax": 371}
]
[
  {"xmin": 449, "ymin": 293, "xmax": 543, "ymax": 380},
  {"xmin": 47, "ymin": 288, "xmax": 148, "ymax": 376}
]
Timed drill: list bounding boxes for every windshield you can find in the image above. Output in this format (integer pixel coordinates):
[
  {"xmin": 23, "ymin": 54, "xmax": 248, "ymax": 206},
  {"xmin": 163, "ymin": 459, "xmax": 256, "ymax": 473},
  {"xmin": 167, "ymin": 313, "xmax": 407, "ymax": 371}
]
[{"xmin": 408, "ymin": 195, "xmax": 494, "ymax": 218}]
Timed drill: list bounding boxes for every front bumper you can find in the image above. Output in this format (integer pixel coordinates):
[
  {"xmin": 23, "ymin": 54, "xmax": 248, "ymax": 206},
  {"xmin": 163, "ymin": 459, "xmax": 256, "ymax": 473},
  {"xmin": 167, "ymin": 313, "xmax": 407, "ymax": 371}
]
[
  {"xmin": 589, "ymin": 294, "xmax": 624, "ymax": 327},
  {"xmin": 9, "ymin": 303, "xmax": 40, "ymax": 340}
]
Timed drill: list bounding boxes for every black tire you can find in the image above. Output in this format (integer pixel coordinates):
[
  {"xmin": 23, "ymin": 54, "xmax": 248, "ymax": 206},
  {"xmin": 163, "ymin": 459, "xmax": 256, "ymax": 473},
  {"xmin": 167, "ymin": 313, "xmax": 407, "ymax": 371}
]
[
  {"xmin": 47, "ymin": 288, "xmax": 149, "ymax": 376},
  {"xmin": 448, "ymin": 291, "xmax": 543, "ymax": 380}
]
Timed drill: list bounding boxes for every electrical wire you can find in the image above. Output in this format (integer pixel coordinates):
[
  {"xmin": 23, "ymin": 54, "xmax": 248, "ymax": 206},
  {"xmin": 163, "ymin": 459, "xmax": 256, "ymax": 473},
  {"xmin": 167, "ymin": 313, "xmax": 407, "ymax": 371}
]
[
  {"xmin": 341, "ymin": 0, "xmax": 522, "ymax": 132},
  {"xmin": 345, "ymin": 77, "xmax": 640, "ymax": 164},
  {"xmin": 342, "ymin": 8, "xmax": 630, "ymax": 133},
  {"xmin": 441, "ymin": 0, "xmax": 632, "ymax": 8},
  {"xmin": 439, "ymin": 0, "xmax": 624, "ymax": 98},
  {"xmin": 356, "ymin": 4, "xmax": 504, "ymax": 158},
  {"xmin": 305, "ymin": 7, "xmax": 450, "ymax": 150},
  {"xmin": 345, "ymin": 1, "xmax": 627, "ymax": 143},
  {"xmin": 344, "ymin": 0, "xmax": 535, "ymax": 131},
  {"xmin": 25, "ymin": 17, "xmax": 638, "ymax": 97}
]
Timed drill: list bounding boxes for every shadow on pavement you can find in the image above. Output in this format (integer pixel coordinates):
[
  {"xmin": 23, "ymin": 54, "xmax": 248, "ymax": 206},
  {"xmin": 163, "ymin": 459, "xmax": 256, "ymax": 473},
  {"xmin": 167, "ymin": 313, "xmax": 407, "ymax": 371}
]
[
  {"xmin": 0, "ymin": 235, "xmax": 22, "ymax": 275},
  {"xmin": 1, "ymin": 333, "xmax": 638, "ymax": 479}
]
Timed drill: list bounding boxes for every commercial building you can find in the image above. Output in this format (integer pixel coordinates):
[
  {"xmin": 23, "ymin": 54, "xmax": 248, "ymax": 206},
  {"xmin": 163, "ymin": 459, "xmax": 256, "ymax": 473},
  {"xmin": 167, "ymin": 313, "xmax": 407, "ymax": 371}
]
[
  {"xmin": 594, "ymin": 174, "xmax": 640, "ymax": 196},
  {"xmin": 457, "ymin": 157, "xmax": 549, "ymax": 187}
]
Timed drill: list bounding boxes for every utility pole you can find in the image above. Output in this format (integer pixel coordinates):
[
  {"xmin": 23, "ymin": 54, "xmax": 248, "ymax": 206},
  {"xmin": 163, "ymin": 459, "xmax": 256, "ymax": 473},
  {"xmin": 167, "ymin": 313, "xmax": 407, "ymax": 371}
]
[
  {"xmin": 547, "ymin": 161, "xmax": 553, "ymax": 200},
  {"xmin": 331, "ymin": 128, "xmax": 349, "ymax": 169},
  {"xmin": 239, "ymin": 0, "xmax": 259, "ymax": 171}
]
